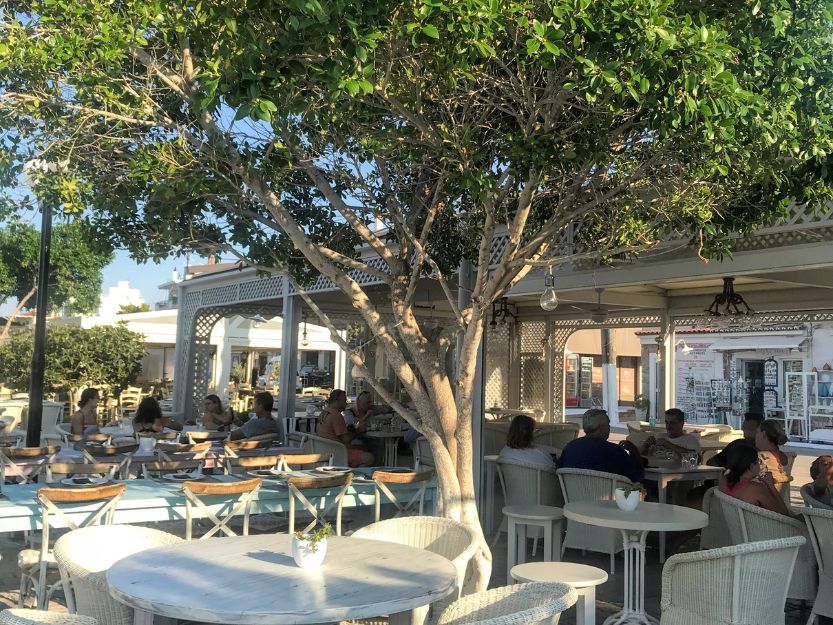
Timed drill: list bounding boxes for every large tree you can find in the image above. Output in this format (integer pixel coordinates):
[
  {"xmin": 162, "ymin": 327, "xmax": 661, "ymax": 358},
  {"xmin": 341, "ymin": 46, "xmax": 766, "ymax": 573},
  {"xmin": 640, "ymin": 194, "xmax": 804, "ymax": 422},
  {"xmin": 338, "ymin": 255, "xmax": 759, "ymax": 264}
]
[
  {"xmin": 0, "ymin": 219, "xmax": 114, "ymax": 337},
  {"xmin": 2, "ymin": 0, "xmax": 831, "ymax": 582}
]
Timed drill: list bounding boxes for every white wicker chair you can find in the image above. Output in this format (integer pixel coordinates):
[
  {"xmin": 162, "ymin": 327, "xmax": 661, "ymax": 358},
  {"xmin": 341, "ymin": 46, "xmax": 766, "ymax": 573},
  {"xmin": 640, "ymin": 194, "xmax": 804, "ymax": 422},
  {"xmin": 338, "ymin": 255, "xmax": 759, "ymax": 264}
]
[
  {"xmin": 0, "ymin": 610, "xmax": 97, "ymax": 625},
  {"xmin": 495, "ymin": 458, "xmax": 561, "ymax": 553},
  {"xmin": 354, "ymin": 517, "xmax": 478, "ymax": 606},
  {"xmin": 53, "ymin": 525, "xmax": 182, "ymax": 625},
  {"xmin": 557, "ymin": 468, "xmax": 631, "ymax": 573},
  {"xmin": 799, "ymin": 507, "xmax": 833, "ymax": 624},
  {"xmin": 800, "ymin": 483, "xmax": 833, "ymax": 510},
  {"xmin": 715, "ymin": 489, "xmax": 817, "ymax": 601},
  {"xmin": 436, "ymin": 582, "xmax": 577, "ymax": 625},
  {"xmin": 660, "ymin": 537, "xmax": 804, "ymax": 625},
  {"xmin": 304, "ymin": 432, "xmax": 349, "ymax": 466},
  {"xmin": 699, "ymin": 486, "xmax": 731, "ymax": 550}
]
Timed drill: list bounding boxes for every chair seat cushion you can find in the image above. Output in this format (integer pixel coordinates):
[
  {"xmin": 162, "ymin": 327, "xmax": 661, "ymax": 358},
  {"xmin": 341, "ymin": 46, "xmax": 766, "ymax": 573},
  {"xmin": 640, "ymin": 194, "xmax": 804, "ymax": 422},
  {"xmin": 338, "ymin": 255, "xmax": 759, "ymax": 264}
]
[{"xmin": 17, "ymin": 550, "xmax": 56, "ymax": 569}]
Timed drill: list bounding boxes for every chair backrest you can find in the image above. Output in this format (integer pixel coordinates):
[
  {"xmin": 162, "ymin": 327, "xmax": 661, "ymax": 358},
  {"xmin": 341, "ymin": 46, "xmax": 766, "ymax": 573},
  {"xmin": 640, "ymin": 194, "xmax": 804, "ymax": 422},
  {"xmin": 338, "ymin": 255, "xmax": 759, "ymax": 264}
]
[
  {"xmin": 531, "ymin": 423, "xmax": 580, "ymax": 451},
  {"xmin": 800, "ymin": 506, "xmax": 833, "ymax": 582},
  {"xmin": 699, "ymin": 486, "xmax": 731, "ymax": 550},
  {"xmin": 286, "ymin": 432, "xmax": 307, "ymax": 448},
  {"xmin": 0, "ymin": 446, "xmax": 60, "ymax": 488},
  {"xmin": 557, "ymin": 467, "xmax": 632, "ymax": 505},
  {"xmin": 37, "ymin": 483, "xmax": 127, "ymax": 551},
  {"xmin": 660, "ymin": 537, "xmax": 804, "ymax": 625},
  {"xmin": 40, "ymin": 404, "xmax": 65, "ymax": 439},
  {"xmin": 303, "ymin": 433, "xmax": 348, "ymax": 467},
  {"xmin": 276, "ymin": 453, "xmax": 331, "ymax": 471},
  {"xmin": 354, "ymin": 516, "xmax": 478, "ymax": 600},
  {"xmin": 45, "ymin": 462, "xmax": 118, "ymax": 482},
  {"xmin": 497, "ymin": 458, "xmax": 561, "ymax": 508},
  {"xmin": 371, "ymin": 469, "xmax": 434, "ymax": 521},
  {"xmin": 287, "ymin": 473, "xmax": 353, "ymax": 535},
  {"xmin": 187, "ymin": 430, "xmax": 229, "ymax": 444},
  {"xmin": 157, "ymin": 441, "xmax": 212, "ymax": 456},
  {"xmin": 800, "ymin": 483, "xmax": 833, "ymax": 510},
  {"xmin": 225, "ymin": 454, "xmax": 280, "ymax": 475},
  {"xmin": 436, "ymin": 582, "xmax": 577, "ymax": 625},
  {"xmin": 139, "ymin": 457, "xmax": 204, "ymax": 478},
  {"xmin": 223, "ymin": 438, "xmax": 274, "ymax": 457},
  {"xmin": 182, "ymin": 478, "xmax": 262, "ymax": 540},
  {"xmin": 714, "ymin": 488, "xmax": 805, "ymax": 544}
]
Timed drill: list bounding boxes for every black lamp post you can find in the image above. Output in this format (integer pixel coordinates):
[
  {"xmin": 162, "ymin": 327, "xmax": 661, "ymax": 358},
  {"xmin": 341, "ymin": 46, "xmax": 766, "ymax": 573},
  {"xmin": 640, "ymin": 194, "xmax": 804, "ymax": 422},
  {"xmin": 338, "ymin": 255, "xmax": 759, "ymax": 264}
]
[{"xmin": 23, "ymin": 159, "xmax": 56, "ymax": 447}]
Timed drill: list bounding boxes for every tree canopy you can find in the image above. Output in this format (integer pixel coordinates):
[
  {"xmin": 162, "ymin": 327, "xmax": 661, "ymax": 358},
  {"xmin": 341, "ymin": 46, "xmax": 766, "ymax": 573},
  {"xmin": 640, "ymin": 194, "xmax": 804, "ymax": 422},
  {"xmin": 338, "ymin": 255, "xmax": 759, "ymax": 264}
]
[
  {"xmin": 0, "ymin": 219, "xmax": 114, "ymax": 336},
  {"xmin": 0, "ymin": 323, "xmax": 146, "ymax": 399},
  {"xmin": 2, "ymin": 0, "xmax": 832, "ymax": 583}
]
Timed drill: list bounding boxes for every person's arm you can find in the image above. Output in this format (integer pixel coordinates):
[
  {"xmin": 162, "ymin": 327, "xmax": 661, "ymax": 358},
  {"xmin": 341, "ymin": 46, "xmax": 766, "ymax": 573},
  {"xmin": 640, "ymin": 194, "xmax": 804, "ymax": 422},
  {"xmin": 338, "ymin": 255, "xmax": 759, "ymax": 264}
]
[
  {"xmin": 617, "ymin": 444, "xmax": 644, "ymax": 481},
  {"xmin": 163, "ymin": 418, "xmax": 183, "ymax": 431},
  {"xmin": 654, "ymin": 436, "xmax": 698, "ymax": 456},
  {"xmin": 70, "ymin": 412, "xmax": 83, "ymax": 436},
  {"xmin": 752, "ymin": 479, "xmax": 791, "ymax": 516},
  {"xmin": 640, "ymin": 435, "xmax": 656, "ymax": 455}
]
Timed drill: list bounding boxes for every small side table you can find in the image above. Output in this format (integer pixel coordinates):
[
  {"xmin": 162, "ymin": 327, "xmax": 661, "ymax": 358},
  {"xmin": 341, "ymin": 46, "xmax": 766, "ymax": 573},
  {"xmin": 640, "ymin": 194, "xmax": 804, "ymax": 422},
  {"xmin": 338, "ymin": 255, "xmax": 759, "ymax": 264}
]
[
  {"xmin": 511, "ymin": 561, "xmax": 608, "ymax": 625},
  {"xmin": 503, "ymin": 505, "xmax": 564, "ymax": 582}
]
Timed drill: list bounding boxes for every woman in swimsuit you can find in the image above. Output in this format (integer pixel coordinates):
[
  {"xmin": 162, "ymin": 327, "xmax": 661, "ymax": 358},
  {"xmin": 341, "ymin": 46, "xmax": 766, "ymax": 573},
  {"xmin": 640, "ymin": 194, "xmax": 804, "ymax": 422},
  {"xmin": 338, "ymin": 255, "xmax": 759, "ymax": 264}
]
[
  {"xmin": 70, "ymin": 388, "xmax": 100, "ymax": 437},
  {"xmin": 720, "ymin": 442, "xmax": 790, "ymax": 516}
]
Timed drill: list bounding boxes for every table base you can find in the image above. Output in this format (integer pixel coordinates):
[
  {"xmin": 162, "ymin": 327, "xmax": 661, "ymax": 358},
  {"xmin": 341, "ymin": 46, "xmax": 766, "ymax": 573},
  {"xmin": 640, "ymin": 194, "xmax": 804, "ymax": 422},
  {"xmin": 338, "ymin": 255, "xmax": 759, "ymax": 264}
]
[{"xmin": 604, "ymin": 529, "xmax": 658, "ymax": 625}]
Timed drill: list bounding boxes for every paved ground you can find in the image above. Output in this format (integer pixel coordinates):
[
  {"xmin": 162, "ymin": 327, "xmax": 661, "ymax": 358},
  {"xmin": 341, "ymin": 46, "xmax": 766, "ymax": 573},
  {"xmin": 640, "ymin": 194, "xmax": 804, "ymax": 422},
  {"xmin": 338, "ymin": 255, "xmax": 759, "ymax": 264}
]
[{"xmin": 0, "ymin": 438, "xmax": 822, "ymax": 624}]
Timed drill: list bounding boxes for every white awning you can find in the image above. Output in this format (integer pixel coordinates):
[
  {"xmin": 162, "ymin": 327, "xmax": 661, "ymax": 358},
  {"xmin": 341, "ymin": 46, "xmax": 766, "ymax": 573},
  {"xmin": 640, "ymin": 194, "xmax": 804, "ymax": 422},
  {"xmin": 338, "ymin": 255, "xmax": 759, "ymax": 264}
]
[{"xmin": 708, "ymin": 336, "xmax": 806, "ymax": 351}]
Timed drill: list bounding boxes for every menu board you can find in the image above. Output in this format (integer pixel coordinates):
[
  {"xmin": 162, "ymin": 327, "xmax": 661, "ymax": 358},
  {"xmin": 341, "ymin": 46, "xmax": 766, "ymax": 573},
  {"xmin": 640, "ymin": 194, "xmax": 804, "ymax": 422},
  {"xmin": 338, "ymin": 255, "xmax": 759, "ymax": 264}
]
[
  {"xmin": 764, "ymin": 358, "xmax": 778, "ymax": 386},
  {"xmin": 711, "ymin": 379, "xmax": 732, "ymax": 408}
]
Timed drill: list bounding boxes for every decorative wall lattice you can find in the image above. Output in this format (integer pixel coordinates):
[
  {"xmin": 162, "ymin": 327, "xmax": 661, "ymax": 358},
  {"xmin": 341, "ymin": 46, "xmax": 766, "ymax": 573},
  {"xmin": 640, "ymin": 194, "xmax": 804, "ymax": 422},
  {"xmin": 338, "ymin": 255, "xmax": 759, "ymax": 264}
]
[
  {"xmin": 484, "ymin": 323, "xmax": 512, "ymax": 410},
  {"xmin": 519, "ymin": 321, "xmax": 547, "ymax": 416}
]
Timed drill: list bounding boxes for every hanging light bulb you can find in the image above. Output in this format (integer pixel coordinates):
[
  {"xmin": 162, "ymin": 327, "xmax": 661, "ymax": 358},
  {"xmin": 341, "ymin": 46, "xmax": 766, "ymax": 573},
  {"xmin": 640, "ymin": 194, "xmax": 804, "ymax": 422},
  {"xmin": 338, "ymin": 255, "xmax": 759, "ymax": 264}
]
[
  {"xmin": 300, "ymin": 312, "xmax": 309, "ymax": 347},
  {"xmin": 539, "ymin": 266, "xmax": 559, "ymax": 311}
]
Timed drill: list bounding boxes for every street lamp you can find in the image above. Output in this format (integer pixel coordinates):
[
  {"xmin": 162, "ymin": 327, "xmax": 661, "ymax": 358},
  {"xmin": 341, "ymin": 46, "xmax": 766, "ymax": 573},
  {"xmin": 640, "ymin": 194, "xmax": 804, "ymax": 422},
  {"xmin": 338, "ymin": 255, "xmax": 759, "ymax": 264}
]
[{"xmin": 22, "ymin": 159, "xmax": 63, "ymax": 447}]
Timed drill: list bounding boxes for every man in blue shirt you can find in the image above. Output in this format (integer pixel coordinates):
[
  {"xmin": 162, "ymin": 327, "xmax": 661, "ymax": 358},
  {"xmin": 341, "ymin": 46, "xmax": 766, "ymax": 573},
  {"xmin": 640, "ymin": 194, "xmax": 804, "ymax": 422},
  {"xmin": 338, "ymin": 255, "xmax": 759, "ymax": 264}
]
[{"xmin": 557, "ymin": 408, "xmax": 644, "ymax": 482}]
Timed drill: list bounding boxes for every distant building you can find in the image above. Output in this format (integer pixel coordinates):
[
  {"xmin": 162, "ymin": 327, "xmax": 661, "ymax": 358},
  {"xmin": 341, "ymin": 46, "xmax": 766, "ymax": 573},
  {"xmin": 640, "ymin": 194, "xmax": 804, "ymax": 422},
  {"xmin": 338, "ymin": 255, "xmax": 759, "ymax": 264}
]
[{"xmin": 98, "ymin": 280, "xmax": 145, "ymax": 317}]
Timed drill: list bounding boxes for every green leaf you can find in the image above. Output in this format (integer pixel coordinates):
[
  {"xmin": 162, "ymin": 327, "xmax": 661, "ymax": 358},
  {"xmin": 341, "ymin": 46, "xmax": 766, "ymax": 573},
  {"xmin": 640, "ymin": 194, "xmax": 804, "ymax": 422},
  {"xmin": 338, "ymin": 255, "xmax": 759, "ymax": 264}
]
[{"xmin": 422, "ymin": 25, "xmax": 439, "ymax": 39}]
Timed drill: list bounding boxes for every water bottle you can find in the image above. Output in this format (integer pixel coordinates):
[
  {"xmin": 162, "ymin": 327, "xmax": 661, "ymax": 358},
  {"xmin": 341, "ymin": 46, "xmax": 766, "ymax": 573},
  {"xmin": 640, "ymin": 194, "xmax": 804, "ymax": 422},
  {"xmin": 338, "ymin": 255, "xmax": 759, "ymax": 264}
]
[{"xmin": 648, "ymin": 414, "xmax": 656, "ymax": 427}]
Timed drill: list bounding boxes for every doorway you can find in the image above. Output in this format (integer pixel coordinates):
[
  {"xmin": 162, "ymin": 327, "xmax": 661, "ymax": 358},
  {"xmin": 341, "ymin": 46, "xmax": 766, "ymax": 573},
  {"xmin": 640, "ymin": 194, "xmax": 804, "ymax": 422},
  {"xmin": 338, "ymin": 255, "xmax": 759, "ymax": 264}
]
[{"xmin": 744, "ymin": 360, "xmax": 765, "ymax": 414}]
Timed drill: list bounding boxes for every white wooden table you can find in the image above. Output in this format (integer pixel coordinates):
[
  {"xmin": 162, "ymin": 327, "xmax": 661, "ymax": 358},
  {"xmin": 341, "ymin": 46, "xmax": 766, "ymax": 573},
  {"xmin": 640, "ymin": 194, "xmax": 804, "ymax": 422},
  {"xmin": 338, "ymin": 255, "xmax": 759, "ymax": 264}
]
[
  {"xmin": 642, "ymin": 465, "xmax": 724, "ymax": 561},
  {"xmin": 0, "ymin": 474, "xmax": 436, "ymax": 532},
  {"xmin": 107, "ymin": 534, "xmax": 457, "ymax": 625},
  {"xmin": 564, "ymin": 501, "xmax": 707, "ymax": 625}
]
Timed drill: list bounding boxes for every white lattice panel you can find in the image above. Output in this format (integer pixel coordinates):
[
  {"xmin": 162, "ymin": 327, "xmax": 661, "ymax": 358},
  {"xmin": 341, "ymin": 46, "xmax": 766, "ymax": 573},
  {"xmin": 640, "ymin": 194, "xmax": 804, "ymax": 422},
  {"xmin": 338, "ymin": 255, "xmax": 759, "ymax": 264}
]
[
  {"xmin": 485, "ymin": 324, "xmax": 511, "ymax": 409},
  {"xmin": 519, "ymin": 321, "xmax": 547, "ymax": 416}
]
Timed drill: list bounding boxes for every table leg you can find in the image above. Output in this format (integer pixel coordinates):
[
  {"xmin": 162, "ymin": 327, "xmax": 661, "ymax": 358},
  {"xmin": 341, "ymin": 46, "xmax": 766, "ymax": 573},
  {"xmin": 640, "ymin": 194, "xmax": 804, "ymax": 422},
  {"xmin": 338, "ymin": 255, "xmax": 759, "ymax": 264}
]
[
  {"xmin": 390, "ymin": 605, "xmax": 429, "ymax": 625},
  {"xmin": 657, "ymin": 478, "xmax": 668, "ymax": 563},
  {"xmin": 517, "ymin": 523, "xmax": 527, "ymax": 566},
  {"xmin": 507, "ymin": 517, "xmax": 517, "ymax": 582},
  {"xmin": 543, "ymin": 520, "xmax": 553, "ymax": 562},
  {"xmin": 133, "ymin": 609, "xmax": 154, "ymax": 625},
  {"xmin": 554, "ymin": 518, "xmax": 563, "ymax": 562},
  {"xmin": 577, "ymin": 587, "xmax": 595, "ymax": 625},
  {"xmin": 603, "ymin": 529, "xmax": 657, "ymax": 625}
]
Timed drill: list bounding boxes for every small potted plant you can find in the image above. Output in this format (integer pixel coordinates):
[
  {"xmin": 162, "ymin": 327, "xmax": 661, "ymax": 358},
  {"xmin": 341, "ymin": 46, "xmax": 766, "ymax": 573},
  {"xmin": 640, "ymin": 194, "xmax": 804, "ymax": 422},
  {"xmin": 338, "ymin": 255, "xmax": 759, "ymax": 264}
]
[
  {"xmin": 291, "ymin": 523, "xmax": 331, "ymax": 570},
  {"xmin": 614, "ymin": 483, "xmax": 646, "ymax": 512}
]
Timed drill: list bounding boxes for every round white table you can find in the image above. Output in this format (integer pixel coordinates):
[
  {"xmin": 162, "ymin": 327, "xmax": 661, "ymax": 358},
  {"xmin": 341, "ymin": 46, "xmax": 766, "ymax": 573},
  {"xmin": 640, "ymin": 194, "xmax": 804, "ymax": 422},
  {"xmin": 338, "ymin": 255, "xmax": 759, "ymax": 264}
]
[
  {"xmin": 563, "ymin": 501, "xmax": 707, "ymax": 625},
  {"xmin": 107, "ymin": 534, "xmax": 457, "ymax": 625}
]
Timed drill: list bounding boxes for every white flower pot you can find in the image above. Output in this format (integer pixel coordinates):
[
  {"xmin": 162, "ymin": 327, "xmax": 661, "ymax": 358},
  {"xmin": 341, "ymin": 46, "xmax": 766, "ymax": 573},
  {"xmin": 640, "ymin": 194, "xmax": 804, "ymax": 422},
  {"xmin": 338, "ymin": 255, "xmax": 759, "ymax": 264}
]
[
  {"xmin": 614, "ymin": 487, "xmax": 641, "ymax": 512},
  {"xmin": 291, "ymin": 535, "xmax": 327, "ymax": 570}
]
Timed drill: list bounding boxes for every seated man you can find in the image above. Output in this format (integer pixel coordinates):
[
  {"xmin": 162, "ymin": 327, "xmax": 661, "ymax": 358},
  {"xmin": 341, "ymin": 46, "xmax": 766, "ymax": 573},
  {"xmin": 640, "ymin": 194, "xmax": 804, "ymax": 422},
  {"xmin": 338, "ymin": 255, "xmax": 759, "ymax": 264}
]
[
  {"xmin": 558, "ymin": 409, "xmax": 644, "ymax": 482},
  {"xmin": 228, "ymin": 391, "xmax": 281, "ymax": 441},
  {"xmin": 808, "ymin": 454, "xmax": 833, "ymax": 506},
  {"xmin": 641, "ymin": 408, "xmax": 701, "ymax": 457}
]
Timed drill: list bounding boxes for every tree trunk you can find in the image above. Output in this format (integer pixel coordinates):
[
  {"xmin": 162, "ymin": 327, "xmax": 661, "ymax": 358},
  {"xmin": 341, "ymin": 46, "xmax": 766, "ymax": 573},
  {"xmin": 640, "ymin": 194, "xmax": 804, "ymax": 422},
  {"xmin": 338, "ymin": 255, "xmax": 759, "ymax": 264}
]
[{"xmin": 0, "ymin": 287, "xmax": 36, "ymax": 340}]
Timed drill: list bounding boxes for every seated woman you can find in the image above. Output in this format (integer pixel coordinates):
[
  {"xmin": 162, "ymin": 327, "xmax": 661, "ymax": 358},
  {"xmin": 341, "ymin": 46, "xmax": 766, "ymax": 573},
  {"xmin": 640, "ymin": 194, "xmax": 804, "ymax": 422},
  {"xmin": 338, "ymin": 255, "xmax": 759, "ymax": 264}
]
[
  {"xmin": 133, "ymin": 397, "xmax": 183, "ymax": 434},
  {"xmin": 720, "ymin": 442, "xmax": 791, "ymax": 516},
  {"xmin": 756, "ymin": 419, "xmax": 790, "ymax": 488},
  {"xmin": 70, "ymin": 388, "xmax": 101, "ymax": 437},
  {"xmin": 200, "ymin": 394, "xmax": 235, "ymax": 430},
  {"xmin": 498, "ymin": 414, "xmax": 555, "ymax": 468},
  {"xmin": 316, "ymin": 389, "xmax": 373, "ymax": 467}
]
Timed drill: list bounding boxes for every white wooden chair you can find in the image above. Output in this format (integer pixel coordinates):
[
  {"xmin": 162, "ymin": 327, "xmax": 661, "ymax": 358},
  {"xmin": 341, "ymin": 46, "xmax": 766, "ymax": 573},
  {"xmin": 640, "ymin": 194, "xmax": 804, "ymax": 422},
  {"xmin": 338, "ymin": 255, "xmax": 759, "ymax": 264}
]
[
  {"xmin": 275, "ymin": 452, "xmax": 331, "ymax": 471},
  {"xmin": 660, "ymin": 537, "xmax": 804, "ymax": 625},
  {"xmin": 53, "ymin": 524, "xmax": 182, "ymax": 625},
  {"xmin": 224, "ymin": 454, "xmax": 280, "ymax": 475},
  {"xmin": 44, "ymin": 463, "xmax": 118, "ymax": 484},
  {"xmin": 287, "ymin": 473, "xmax": 353, "ymax": 535},
  {"xmin": 557, "ymin": 468, "xmax": 631, "ymax": 573},
  {"xmin": 371, "ymin": 469, "xmax": 433, "ymax": 522},
  {"xmin": 182, "ymin": 477, "xmax": 262, "ymax": 540},
  {"xmin": 413, "ymin": 437, "xmax": 434, "ymax": 470},
  {"xmin": 715, "ymin": 489, "xmax": 817, "ymax": 602},
  {"xmin": 436, "ymin": 582, "xmax": 577, "ymax": 625},
  {"xmin": 0, "ymin": 447, "xmax": 60, "ymax": 489},
  {"xmin": 286, "ymin": 432, "xmax": 307, "ymax": 448},
  {"xmin": 19, "ymin": 484, "xmax": 126, "ymax": 609},
  {"xmin": 186, "ymin": 430, "xmax": 228, "ymax": 445},
  {"xmin": 799, "ymin": 506, "xmax": 833, "ymax": 625}
]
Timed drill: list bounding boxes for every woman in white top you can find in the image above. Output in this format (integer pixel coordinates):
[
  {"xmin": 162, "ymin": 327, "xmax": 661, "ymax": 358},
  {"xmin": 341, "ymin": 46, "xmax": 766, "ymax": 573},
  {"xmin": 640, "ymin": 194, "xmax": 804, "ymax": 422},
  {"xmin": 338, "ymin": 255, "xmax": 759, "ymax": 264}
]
[{"xmin": 499, "ymin": 414, "xmax": 556, "ymax": 468}]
